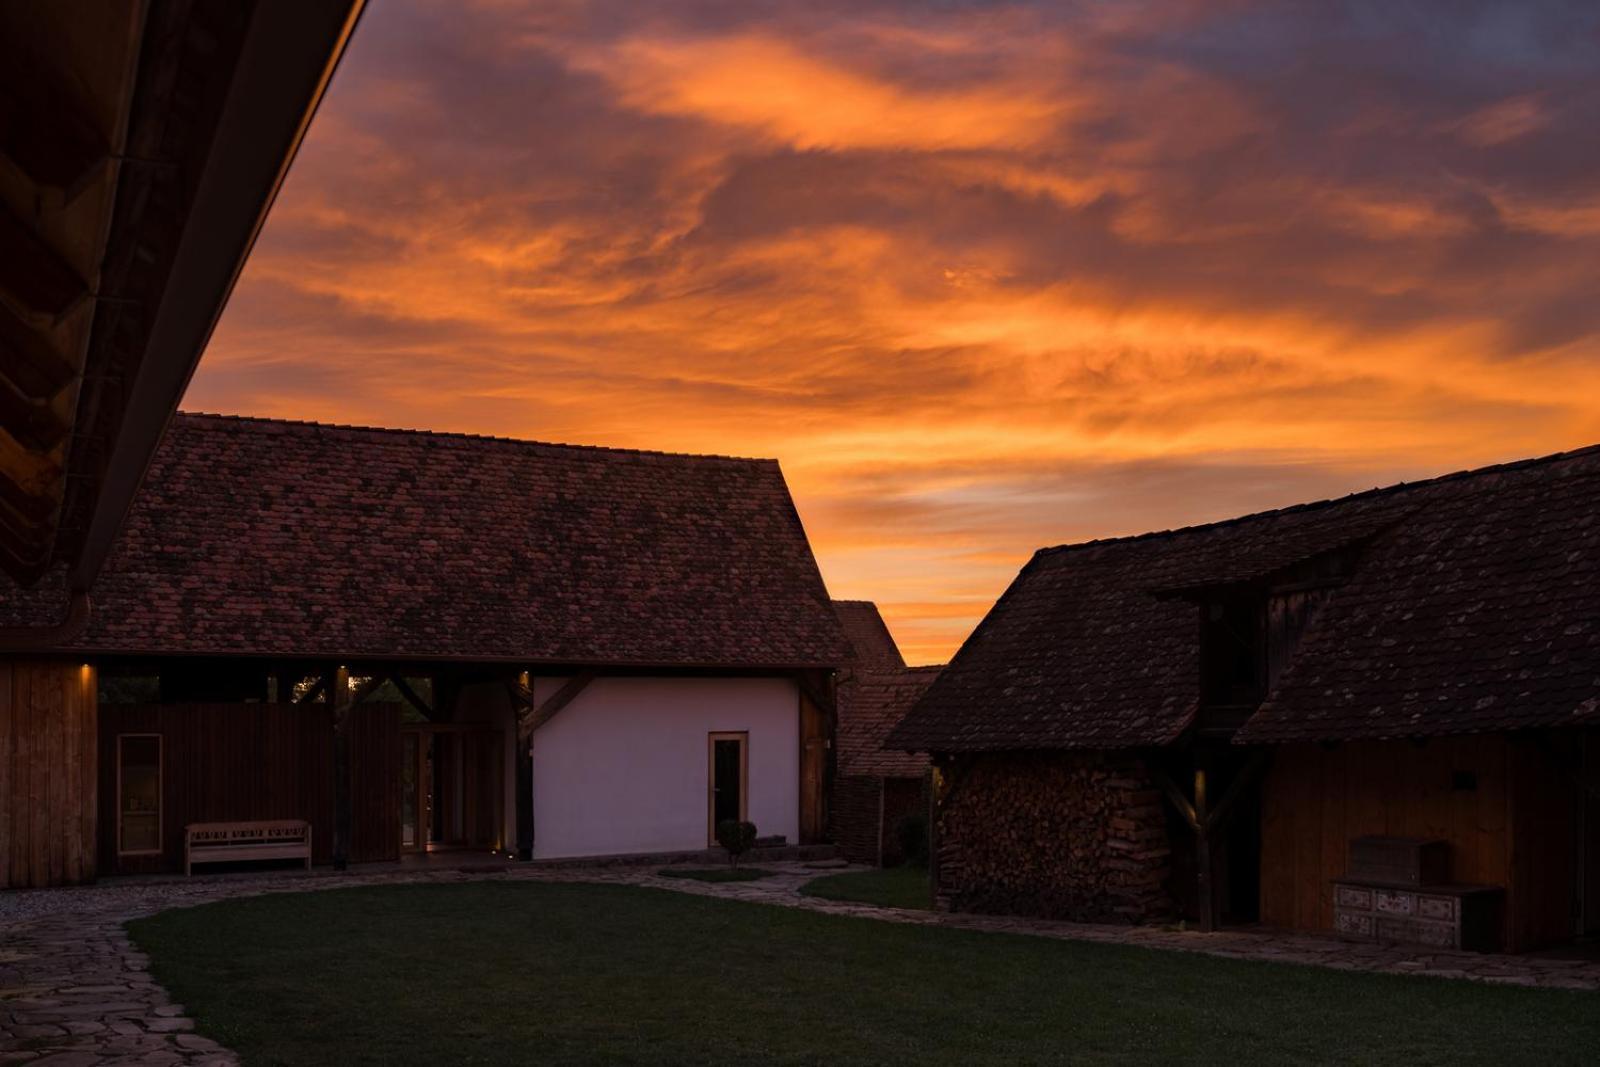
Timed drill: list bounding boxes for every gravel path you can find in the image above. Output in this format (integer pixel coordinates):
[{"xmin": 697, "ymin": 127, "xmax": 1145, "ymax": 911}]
[{"xmin": 5, "ymin": 862, "xmax": 1598, "ymax": 1064}]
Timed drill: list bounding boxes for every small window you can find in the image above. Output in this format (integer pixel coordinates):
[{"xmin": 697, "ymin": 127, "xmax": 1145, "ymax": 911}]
[
  {"xmin": 99, "ymin": 674, "xmax": 159, "ymax": 705},
  {"xmin": 117, "ymin": 734, "xmax": 162, "ymax": 855}
]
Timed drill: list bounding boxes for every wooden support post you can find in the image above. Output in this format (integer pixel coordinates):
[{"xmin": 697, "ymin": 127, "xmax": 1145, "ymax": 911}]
[
  {"xmin": 1194, "ymin": 760, "xmax": 1216, "ymax": 933},
  {"xmin": 331, "ymin": 665, "xmax": 351, "ymax": 871},
  {"xmin": 506, "ymin": 673, "xmax": 535, "ymax": 861},
  {"xmin": 1152, "ymin": 749, "xmax": 1268, "ymax": 933},
  {"xmin": 875, "ymin": 777, "xmax": 886, "ymax": 868},
  {"xmin": 926, "ymin": 762, "xmax": 940, "ymax": 908}
]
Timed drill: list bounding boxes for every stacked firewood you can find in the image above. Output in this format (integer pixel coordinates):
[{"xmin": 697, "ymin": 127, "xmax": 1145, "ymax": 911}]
[{"xmin": 936, "ymin": 751, "xmax": 1174, "ymax": 923}]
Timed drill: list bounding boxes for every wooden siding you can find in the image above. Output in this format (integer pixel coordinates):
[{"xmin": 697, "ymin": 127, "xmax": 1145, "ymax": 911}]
[
  {"xmin": 97, "ymin": 702, "xmax": 400, "ymax": 875},
  {"xmin": 1507, "ymin": 734, "xmax": 1582, "ymax": 951},
  {"xmin": 1260, "ymin": 734, "xmax": 1587, "ymax": 953},
  {"xmin": 1, "ymin": 659, "xmax": 98, "ymax": 889},
  {"xmin": 349, "ymin": 702, "xmax": 402, "ymax": 863}
]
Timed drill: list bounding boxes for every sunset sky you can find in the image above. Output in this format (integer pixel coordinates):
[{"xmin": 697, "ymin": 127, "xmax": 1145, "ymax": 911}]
[{"xmin": 188, "ymin": 0, "xmax": 1600, "ymax": 664}]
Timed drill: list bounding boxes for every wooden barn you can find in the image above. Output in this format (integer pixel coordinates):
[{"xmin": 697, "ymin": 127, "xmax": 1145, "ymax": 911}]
[
  {"xmin": 0, "ymin": 414, "xmax": 847, "ymax": 886},
  {"xmin": 830, "ymin": 600, "xmax": 939, "ymax": 866},
  {"xmin": 891, "ymin": 446, "xmax": 1600, "ymax": 953}
]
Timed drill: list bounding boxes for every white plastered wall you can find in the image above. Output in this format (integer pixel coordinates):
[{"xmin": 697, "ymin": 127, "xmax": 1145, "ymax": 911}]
[{"xmin": 529, "ymin": 675, "xmax": 799, "ymax": 859}]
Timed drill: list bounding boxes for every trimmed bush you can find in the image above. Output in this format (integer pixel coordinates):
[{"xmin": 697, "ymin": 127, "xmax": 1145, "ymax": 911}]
[{"xmin": 716, "ymin": 819, "xmax": 758, "ymax": 866}]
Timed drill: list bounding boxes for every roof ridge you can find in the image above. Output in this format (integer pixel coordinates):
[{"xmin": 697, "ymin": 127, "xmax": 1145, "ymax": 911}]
[
  {"xmin": 856, "ymin": 663, "xmax": 944, "ymax": 679},
  {"xmin": 1034, "ymin": 441, "xmax": 1600, "ymax": 558},
  {"xmin": 173, "ymin": 410, "xmax": 777, "ymax": 465}
]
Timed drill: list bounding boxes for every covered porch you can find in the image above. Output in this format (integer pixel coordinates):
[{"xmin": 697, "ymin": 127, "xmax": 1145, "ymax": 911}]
[{"xmin": 2, "ymin": 653, "xmax": 837, "ymax": 887}]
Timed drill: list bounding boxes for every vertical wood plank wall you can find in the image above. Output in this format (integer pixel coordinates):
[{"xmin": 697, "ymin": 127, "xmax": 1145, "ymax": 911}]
[
  {"xmin": 349, "ymin": 703, "xmax": 403, "ymax": 863},
  {"xmin": 1260, "ymin": 734, "xmax": 1582, "ymax": 953},
  {"xmin": 1507, "ymin": 735, "xmax": 1580, "ymax": 951},
  {"xmin": 0, "ymin": 659, "xmax": 98, "ymax": 889},
  {"xmin": 96, "ymin": 702, "xmax": 402, "ymax": 876}
]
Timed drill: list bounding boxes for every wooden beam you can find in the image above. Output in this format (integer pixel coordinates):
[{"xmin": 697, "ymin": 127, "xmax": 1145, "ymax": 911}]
[
  {"xmin": 0, "ymin": 299, "xmax": 77, "ymax": 400},
  {"xmin": 292, "ymin": 674, "xmax": 327, "ymax": 705},
  {"xmin": 0, "ymin": 201, "xmax": 88, "ymax": 321},
  {"xmin": 0, "ymin": 49, "xmax": 109, "ymax": 196},
  {"xmin": 1204, "ymin": 749, "xmax": 1271, "ymax": 835},
  {"xmin": 1194, "ymin": 760, "xmax": 1215, "ymax": 932},
  {"xmin": 348, "ymin": 673, "xmax": 388, "ymax": 706},
  {"xmin": 520, "ymin": 672, "xmax": 595, "ymax": 738},
  {"xmin": 389, "ymin": 675, "xmax": 435, "ymax": 720},
  {"xmin": 1148, "ymin": 763, "xmax": 1200, "ymax": 831},
  {"xmin": 331, "ymin": 665, "xmax": 351, "ymax": 871}
]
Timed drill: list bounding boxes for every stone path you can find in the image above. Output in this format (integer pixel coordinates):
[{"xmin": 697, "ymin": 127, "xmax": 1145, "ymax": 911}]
[{"xmin": 5, "ymin": 863, "xmax": 1598, "ymax": 1063}]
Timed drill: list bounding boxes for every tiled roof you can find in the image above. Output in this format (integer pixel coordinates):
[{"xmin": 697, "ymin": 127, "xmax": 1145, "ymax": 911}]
[
  {"xmin": 832, "ymin": 599, "xmax": 937, "ymax": 776},
  {"xmin": 893, "ymin": 445, "xmax": 1600, "ymax": 751},
  {"xmin": 1239, "ymin": 447, "xmax": 1600, "ymax": 742},
  {"xmin": 833, "ymin": 600, "xmax": 906, "ymax": 670},
  {"xmin": 0, "ymin": 413, "xmax": 849, "ymax": 668},
  {"xmin": 839, "ymin": 666, "xmax": 941, "ymax": 777}
]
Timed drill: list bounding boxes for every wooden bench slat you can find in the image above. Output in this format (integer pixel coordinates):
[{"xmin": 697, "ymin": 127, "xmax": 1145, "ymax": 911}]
[{"xmin": 184, "ymin": 819, "xmax": 312, "ymax": 876}]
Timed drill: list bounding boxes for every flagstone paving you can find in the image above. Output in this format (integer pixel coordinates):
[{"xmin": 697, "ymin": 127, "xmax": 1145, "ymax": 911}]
[{"xmin": 4, "ymin": 862, "xmax": 1598, "ymax": 1063}]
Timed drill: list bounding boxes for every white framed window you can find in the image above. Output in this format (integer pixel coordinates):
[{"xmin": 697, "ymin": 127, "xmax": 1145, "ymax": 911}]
[{"xmin": 117, "ymin": 734, "xmax": 163, "ymax": 856}]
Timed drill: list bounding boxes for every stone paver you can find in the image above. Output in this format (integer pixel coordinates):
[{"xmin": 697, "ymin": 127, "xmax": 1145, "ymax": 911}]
[{"xmin": 4, "ymin": 862, "xmax": 1597, "ymax": 1063}]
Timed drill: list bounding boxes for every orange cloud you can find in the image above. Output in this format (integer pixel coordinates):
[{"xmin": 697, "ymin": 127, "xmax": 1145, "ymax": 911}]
[
  {"xmin": 572, "ymin": 32, "xmax": 1071, "ymax": 151},
  {"xmin": 189, "ymin": 0, "xmax": 1600, "ymax": 663}
]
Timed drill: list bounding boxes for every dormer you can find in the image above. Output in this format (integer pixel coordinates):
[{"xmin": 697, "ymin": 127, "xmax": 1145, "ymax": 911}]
[{"xmin": 1160, "ymin": 535, "xmax": 1377, "ymax": 738}]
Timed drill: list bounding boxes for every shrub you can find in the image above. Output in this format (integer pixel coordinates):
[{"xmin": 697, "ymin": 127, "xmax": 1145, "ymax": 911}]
[
  {"xmin": 896, "ymin": 812, "xmax": 930, "ymax": 868},
  {"xmin": 716, "ymin": 819, "xmax": 758, "ymax": 866}
]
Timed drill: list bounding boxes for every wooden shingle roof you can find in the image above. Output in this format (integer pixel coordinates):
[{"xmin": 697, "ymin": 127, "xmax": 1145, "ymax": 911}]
[
  {"xmin": 0, "ymin": 413, "xmax": 849, "ymax": 668},
  {"xmin": 892, "ymin": 444, "xmax": 1600, "ymax": 751}
]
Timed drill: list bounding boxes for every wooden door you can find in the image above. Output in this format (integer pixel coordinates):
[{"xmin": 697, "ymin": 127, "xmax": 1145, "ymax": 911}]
[
  {"xmin": 799, "ymin": 690, "xmax": 829, "ymax": 844},
  {"xmin": 461, "ymin": 728, "xmax": 504, "ymax": 850},
  {"xmin": 707, "ymin": 732, "xmax": 748, "ymax": 845},
  {"xmin": 349, "ymin": 703, "xmax": 400, "ymax": 863}
]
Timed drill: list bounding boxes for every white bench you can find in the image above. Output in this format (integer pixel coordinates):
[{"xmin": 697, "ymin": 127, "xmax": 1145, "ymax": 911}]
[{"xmin": 185, "ymin": 820, "xmax": 312, "ymax": 876}]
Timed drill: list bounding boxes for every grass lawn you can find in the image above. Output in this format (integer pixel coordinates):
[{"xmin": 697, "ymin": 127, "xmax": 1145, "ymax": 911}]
[
  {"xmin": 800, "ymin": 865, "xmax": 932, "ymax": 910},
  {"xmin": 656, "ymin": 866, "xmax": 774, "ymax": 882},
  {"xmin": 127, "ymin": 882, "xmax": 1598, "ymax": 1066}
]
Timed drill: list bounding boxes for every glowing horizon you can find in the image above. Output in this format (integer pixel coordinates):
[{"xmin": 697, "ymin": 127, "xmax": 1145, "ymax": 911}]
[{"xmin": 188, "ymin": 1, "xmax": 1600, "ymax": 664}]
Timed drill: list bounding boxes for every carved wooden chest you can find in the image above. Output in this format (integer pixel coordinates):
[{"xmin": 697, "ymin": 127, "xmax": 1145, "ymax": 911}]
[{"xmin": 1332, "ymin": 881, "xmax": 1504, "ymax": 952}]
